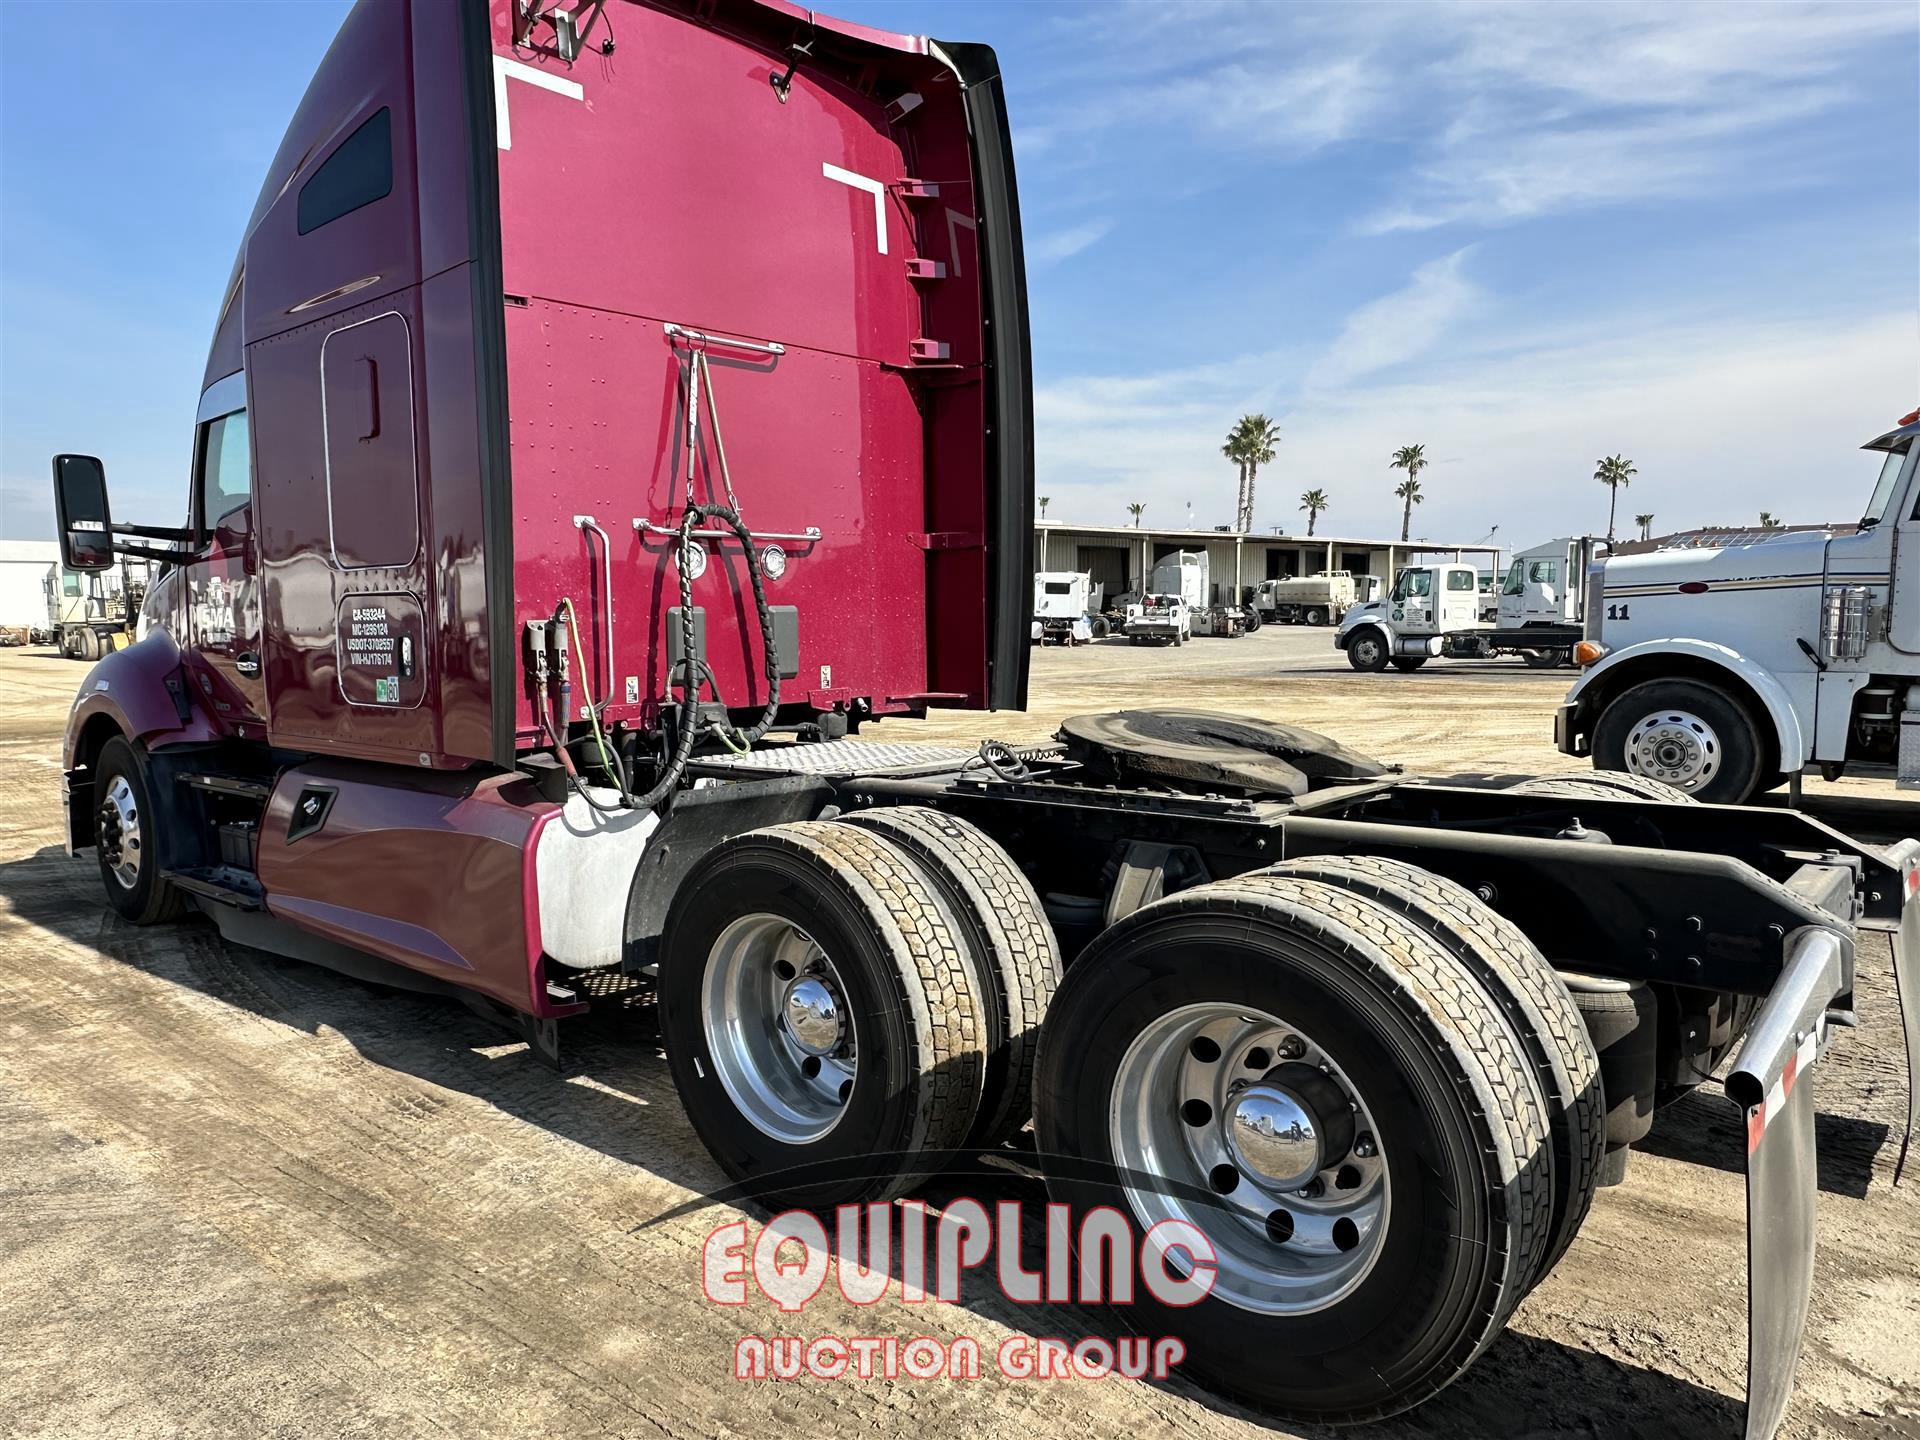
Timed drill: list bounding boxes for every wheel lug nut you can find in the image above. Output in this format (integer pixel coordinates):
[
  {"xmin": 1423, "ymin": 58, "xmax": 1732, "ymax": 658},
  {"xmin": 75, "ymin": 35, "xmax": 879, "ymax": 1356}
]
[
  {"xmin": 1294, "ymin": 1177, "xmax": 1325, "ymax": 1199},
  {"xmin": 1277, "ymin": 1036, "xmax": 1306, "ymax": 1060},
  {"xmin": 1353, "ymin": 1133, "xmax": 1376, "ymax": 1158}
]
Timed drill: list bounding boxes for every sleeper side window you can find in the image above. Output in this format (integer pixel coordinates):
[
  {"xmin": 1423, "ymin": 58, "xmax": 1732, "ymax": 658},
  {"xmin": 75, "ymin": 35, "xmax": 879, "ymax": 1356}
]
[{"xmin": 297, "ymin": 108, "xmax": 393, "ymax": 235}]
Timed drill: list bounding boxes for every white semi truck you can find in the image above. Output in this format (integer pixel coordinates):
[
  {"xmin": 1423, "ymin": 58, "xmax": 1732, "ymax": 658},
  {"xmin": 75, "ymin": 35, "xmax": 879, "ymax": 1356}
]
[
  {"xmin": 1253, "ymin": 570, "xmax": 1358, "ymax": 626},
  {"xmin": 1558, "ymin": 409, "xmax": 1920, "ymax": 803},
  {"xmin": 1032, "ymin": 571, "xmax": 1106, "ymax": 645},
  {"xmin": 1336, "ymin": 537, "xmax": 1591, "ymax": 673},
  {"xmin": 1126, "ymin": 549, "xmax": 1245, "ymax": 641}
]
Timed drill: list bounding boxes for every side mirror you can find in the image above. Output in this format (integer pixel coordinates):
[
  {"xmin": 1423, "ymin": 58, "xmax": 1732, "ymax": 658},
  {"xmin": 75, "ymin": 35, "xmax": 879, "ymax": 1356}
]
[{"xmin": 52, "ymin": 454, "xmax": 113, "ymax": 571}]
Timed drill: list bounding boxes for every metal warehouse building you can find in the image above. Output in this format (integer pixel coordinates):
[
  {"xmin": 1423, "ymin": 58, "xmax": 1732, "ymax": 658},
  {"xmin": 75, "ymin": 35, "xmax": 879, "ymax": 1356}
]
[{"xmin": 1034, "ymin": 522, "xmax": 1502, "ymax": 605}]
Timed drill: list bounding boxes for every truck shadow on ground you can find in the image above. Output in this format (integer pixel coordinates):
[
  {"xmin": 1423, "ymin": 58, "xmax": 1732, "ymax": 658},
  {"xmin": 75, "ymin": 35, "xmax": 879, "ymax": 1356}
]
[{"xmin": 1, "ymin": 844, "xmax": 1766, "ymax": 1437}]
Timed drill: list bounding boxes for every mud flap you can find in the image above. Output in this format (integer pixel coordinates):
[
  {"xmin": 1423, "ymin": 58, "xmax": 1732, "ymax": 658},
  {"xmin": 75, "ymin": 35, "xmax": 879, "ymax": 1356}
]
[
  {"xmin": 1725, "ymin": 928, "xmax": 1849, "ymax": 1440},
  {"xmin": 1891, "ymin": 885, "xmax": 1920, "ymax": 1183}
]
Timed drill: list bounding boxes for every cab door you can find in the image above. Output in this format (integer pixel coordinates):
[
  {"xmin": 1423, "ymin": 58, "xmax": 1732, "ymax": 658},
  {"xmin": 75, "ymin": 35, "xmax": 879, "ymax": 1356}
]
[{"xmin": 183, "ymin": 391, "xmax": 265, "ymax": 726}]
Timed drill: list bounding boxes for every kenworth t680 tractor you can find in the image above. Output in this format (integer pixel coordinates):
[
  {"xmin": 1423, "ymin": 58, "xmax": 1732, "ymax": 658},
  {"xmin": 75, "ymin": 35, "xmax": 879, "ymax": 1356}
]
[{"xmin": 47, "ymin": 4, "xmax": 1917, "ymax": 1434}]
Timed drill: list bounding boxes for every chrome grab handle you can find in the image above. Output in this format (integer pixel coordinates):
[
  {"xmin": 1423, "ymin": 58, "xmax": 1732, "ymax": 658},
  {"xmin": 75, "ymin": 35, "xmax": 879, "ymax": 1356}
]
[{"xmin": 662, "ymin": 322, "xmax": 785, "ymax": 357}]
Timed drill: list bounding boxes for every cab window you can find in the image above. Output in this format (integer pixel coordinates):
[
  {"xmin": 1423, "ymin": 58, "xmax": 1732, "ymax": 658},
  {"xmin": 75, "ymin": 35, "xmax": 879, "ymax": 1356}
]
[
  {"xmin": 1391, "ymin": 570, "xmax": 1432, "ymax": 601},
  {"xmin": 1501, "ymin": 559, "xmax": 1525, "ymax": 595},
  {"xmin": 1446, "ymin": 569, "xmax": 1477, "ymax": 592},
  {"xmin": 62, "ymin": 572, "xmax": 82, "ymax": 597},
  {"xmin": 196, "ymin": 409, "xmax": 251, "ymax": 533},
  {"xmin": 1527, "ymin": 558, "xmax": 1559, "ymax": 585}
]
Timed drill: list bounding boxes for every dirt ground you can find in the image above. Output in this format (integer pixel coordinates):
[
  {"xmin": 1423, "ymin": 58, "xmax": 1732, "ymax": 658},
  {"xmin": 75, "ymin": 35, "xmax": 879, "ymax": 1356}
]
[{"xmin": 1, "ymin": 634, "xmax": 1915, "ymax": 1440}]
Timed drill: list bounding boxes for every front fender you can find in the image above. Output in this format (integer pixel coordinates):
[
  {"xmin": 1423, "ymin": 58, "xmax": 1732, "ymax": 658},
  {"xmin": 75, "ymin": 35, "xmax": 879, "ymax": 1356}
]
[
  {"xmin": 1565, "ymin": 637, "xmax": 1806, "ymax": 772},
  {"xmin": 63, "ymin": 629, "xmax": 218, "ymax": 769}
]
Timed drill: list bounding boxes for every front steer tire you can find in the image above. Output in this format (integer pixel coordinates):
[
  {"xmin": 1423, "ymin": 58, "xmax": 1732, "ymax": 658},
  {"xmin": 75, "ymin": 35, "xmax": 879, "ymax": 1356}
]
[
  {"xmin": 658, "ymin": 821, "xmax": 987, "ymax": 1208},
  {"xmin": 1591, "ymin": 677, "xmax": 1764, "ymax": 803},
  {"xmin": 1033, "ymin": 873, "xmax": 1551, "ymax": 1423},
  {"xmin": 1346, "ymin": 628, "xmax": 1390, "ymax": 672},
  {"xmin": 92, "ymin": 736, "xmax": 187, "ymax": 925}
]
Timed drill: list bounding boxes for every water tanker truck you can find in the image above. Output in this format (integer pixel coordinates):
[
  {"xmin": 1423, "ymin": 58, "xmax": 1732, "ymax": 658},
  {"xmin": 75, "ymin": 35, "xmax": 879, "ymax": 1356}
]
[{"xmin": 46, "ymin": 4, "xmax": 1917, "ymax": 1434}]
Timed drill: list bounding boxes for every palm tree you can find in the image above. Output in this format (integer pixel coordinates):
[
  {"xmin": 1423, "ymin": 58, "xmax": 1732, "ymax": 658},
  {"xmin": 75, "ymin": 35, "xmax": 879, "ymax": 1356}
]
[
  {"xmin": 1222, "ymin": 420, "xmax": 1251, "ymax": 530},
  {"xmin": 1038, "ymin": 495, "xmax": 1050, "ymax": 520},
  {"xmin": 1389, "ymin": 444, "xmax": 1427, "ymax": 542},
  {"xmin": 1232, "ymin": 415, "xmax": 1281, "ymax": 532},
  {"xmin": 1759, "ymin": 510, "xmax": 1784, "ymax": 530},
  {"xmin": 1634, "ymin": 512, "xmax": 1654, "ymax": 541},
  {"xmin": 1594, "ymin": 454, "xmax": 1636, "ymax": 542},
  {"xmin": 1299, "ymin": 488, "xmax": 1329, "ymax": 537},
  {"xmin": 1127, "ymin": 502, "xmax": 1145, "ymax": 528}
]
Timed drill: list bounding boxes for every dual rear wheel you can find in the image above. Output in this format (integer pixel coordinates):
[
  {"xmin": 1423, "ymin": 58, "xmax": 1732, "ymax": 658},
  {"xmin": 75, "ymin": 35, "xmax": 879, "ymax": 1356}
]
[
  {"xmin": 660, "ymin": 815, "xmax": 1598, "ymax": 1423},
  {"xmin": 658, "ymin": 809, "xmax": 1060, "ymax": 1207},
  {"xmin": 1033, "ymin": 860, "xmax": 1599, "ymax": 1422}
]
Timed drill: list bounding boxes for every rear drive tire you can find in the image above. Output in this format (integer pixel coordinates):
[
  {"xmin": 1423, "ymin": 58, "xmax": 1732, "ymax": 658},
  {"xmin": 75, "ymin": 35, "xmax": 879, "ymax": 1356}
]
[
  {"xmin": 1264, "ymin": 855, "xmax": 1602, "ymax": 1285},
  {"xmin": 1306, "ymin": 607, "xmax": 1327, "ymax": 626},
  {"xmin": 92, "ymin": 736, "xmax": 187, "ymax": 925},
  {"xmin": 1521, "ymin": 649, "xmax": 1560, "ymax": 669},
  {"xmin": 1511, "ymin": 772, "xmax": 1698, "ymax": 805},
  {"xmin": 1347, "ymin": 629, "xmax": 1390, "ymax": 672},
  {"xmin": 78, "ymin": 627, "xmax": 102, "ymax": 661},
  {"xmin": 1592, "ymin": 678, "xmax": 1763, "ymax": 803},
  {"xmin": 841, "ymin": 807, "xmax": 1062, "ymax": 1146},
  {"xmin": 658, "ymin": 821, "xmax": 987, "ymax": 1207},
  {"xmin": 1033, "ymin": 874, "xmax": 1550, "ymax": 1422}
]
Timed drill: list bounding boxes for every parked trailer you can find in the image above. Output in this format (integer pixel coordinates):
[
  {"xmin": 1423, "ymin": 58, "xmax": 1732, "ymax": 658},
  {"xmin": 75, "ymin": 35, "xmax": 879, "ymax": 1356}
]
[
  {"xmin": 1337, "ymin": 537, "xmax": 1594, "ymax": 672},
  {"xmin": 46, "ymin": 5, "xmax": 1914, "ymax": 1435},
  {"xmin": 1254, "ymin": 569, "xmax": 1356, "ymax": 626},
  {"xmin": 1559, "ymin": 412, "xmax": 1920, "ymax": 803}
]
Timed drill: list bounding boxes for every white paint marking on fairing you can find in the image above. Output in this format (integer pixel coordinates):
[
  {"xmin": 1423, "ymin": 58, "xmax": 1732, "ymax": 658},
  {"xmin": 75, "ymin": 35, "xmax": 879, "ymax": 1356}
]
[
  {"xmin": 493, "ymin": 55, "xmax": 585, "ymax": 151},
  {"xmin": 822, "ymin": 162, "xmax": 889, "ymax": 255},
  {"xmin": 944, "ymin": 207, "xmax": 976, "ymax": 277}
]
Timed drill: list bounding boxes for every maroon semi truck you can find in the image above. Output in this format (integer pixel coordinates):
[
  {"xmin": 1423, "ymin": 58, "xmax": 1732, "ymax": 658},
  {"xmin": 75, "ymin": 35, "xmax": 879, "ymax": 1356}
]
[{"xmin": 48, "ymin": 2, "xmax": 1918, "ymax": 1433}]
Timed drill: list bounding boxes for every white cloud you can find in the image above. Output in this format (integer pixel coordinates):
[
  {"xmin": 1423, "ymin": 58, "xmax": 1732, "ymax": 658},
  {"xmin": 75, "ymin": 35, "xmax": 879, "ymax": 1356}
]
[
  {"xmin": 1030, "ymin": 219, "xmax": 1114, "ymax": 264},
  {"xmin": 1018, "ymin": 1, "xmax": 1912, "ymax": 232},
  {"xmin": 1034, "ymin": 307, "xmax": 1913, "ymax": 544},
  {"xmin": 1306, "ymin": 247, "xmax": 1479, "ymax": 389}
]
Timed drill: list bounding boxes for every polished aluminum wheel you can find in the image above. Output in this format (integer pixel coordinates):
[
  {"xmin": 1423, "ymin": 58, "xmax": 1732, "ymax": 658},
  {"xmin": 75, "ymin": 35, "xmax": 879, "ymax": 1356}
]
[
  {"xmin": 702, "ymin": 913, "xmax": 857, "ymax": 1144},
  {"xmin": 1350, "ymin": 634, "xmax": 1383, "ymax": 668},
  {"xmin": 1109, "ymin": 1003, "xmax": 1389, "ymax": 1315},
  {"xmin": 97, "ymin": 773, "xmax": 142, "ymax": 891},
  {"xmin": 1624, "ymin": 708, "xmax": 1719, "ymax": 790}
]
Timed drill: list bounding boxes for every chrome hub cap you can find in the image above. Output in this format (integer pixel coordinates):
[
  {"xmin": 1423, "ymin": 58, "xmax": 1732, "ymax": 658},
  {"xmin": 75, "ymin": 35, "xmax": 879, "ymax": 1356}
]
[
  {"xmin": 1110, "ymin": 1004, "xmax": 1389, "ymax": 1315},
  {"xmin": 782, "ymin": 976, "xmax": 843, "ymax": 1056},
  {"xmin": 1625, "ymin": 709, "xmax": 1718, "ymax": 790},
  {"xmin": 703, "ymin": 914, "xmax": 856, "ymax": 1144},
  {"xmin": 97, "ymin": 774, "xmax": 141, "ymax": 890},
  {"xmin": 1226, "ymin": 1081, "xmax": 1323, "ymax": 1191}
]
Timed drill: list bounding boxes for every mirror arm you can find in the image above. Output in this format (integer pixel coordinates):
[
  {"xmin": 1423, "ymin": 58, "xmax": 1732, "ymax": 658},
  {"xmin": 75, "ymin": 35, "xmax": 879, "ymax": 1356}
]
[
  {"xmin": 111, "ymin": 542, "xmax": 196, "ymax": 565},
  {"xmin": 111, "ymin": 521, "xmax": 196, "ymax": 542}
]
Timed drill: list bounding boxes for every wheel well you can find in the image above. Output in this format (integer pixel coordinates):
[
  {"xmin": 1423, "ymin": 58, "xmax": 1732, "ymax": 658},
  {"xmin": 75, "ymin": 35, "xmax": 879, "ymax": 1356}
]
[
  {"xmin": 1337, "ymin": 622, "xmax": 1384, "ymax": 652},
  {"xmin": 1577, "ymin": 655, "xmax": 1779, "ymax": 767},
  {"xmin": 75, "ymin": 714, "xmax": 124, "ymax": 773},
  {"xmin": 68, "ymin": 714, "xmax": 126, "ymax": 849}
]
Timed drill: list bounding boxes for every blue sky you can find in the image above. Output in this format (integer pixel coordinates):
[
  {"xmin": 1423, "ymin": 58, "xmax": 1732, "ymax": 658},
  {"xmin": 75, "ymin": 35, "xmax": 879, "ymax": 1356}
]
[{"xmin": 3, "ymin": 1, "xmax": 1914, "ymax": 548}]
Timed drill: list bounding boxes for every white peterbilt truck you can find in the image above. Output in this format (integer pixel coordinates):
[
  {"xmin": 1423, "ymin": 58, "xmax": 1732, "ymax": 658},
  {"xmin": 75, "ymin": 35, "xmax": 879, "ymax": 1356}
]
[{"xmin": 1559, "ymin": 410, "xmax": 1920, "ymax": 804}]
